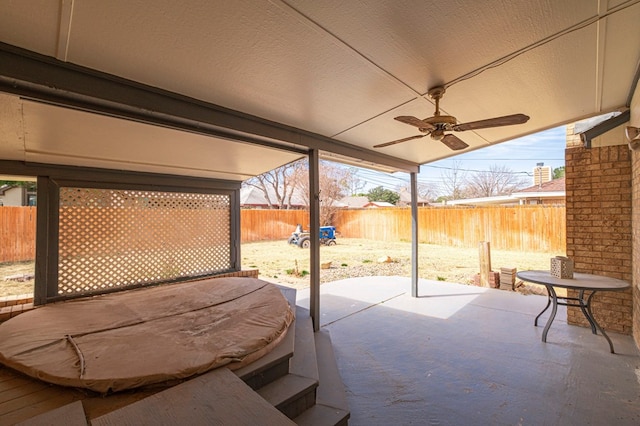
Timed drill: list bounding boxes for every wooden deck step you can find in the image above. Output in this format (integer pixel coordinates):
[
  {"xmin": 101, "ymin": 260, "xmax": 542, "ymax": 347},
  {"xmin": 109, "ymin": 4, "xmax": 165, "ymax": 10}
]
[
  {"xmin": 312, "ymin": 330, "xmax": 349, "ymax": 413},
  {"xmin": 289, "ymin": 307, "xmax": 319, "ymax": 382},
  {"xmin": 234, "ymin": 286, "xmax": 297, "ymax": 390},
  {"xmin": 256, "ymin": 306, "xmax": 319, "ymax": 419},
  {"xmin": 257, "ymin": 373, "xmax": 318, "ymax": 419},
  {"xmin": 294, "ymin": 330, "xmax": 350, "ymax": 426},
  {"xmin": 15, "ymin": 400, "xmax": 87, "ymax": 426},
  {"xmin": 234, "ymin": 320, "xmax": 294, "ymax": 390},
  {"xmin": 0, "ymin": 366, "xmax": 84, "ymax": 425},
  {"xmin": 92, "ymin": 367, "xmax": 295, "ymax": 425},
  {"xmin": 294, "ymin": 404, "xmax": 350, "ymax": 426}
]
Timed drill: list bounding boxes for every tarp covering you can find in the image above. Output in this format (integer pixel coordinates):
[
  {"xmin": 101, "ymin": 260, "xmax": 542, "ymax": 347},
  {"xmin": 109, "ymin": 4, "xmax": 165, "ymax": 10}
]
[{"xmin": 0, "ymin": 277, "xmax": 293, "ymax": 393}]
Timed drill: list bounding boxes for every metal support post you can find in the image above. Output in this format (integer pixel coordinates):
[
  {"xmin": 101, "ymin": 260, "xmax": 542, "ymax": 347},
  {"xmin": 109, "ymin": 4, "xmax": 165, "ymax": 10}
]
[
  {"xmin": 411, "ymin": 171, "xmax": 419, "ymax": 297},
  {"xmin": 309, "ymin": 149, "xmax": 320, "ymax": 331}
]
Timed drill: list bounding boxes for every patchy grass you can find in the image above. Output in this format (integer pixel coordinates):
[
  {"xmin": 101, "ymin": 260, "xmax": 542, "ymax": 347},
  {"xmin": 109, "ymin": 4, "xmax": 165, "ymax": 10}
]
[
  {"xmin": 0, "ymin": 261, "xmax": 34, "ymax": 297},
  {"xmin": 242, "ymin": 238, "xmax": 556, "ymax": 292},
  {"xmin": 0, "ymin": 238, "xmax": 556, "ymax": 297}
]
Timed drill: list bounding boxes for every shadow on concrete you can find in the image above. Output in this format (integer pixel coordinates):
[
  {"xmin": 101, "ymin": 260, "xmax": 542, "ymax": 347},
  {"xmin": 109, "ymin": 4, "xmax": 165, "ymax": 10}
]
[{"xmin": 295, "ymin": 277, "xmax": 640, "ymax": 425}]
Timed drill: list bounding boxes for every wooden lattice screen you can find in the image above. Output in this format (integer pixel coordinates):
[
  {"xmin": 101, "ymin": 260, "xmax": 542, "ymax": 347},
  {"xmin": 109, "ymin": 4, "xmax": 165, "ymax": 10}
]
[{"xmin": 57, "ymin": 187, "xmax": 231, "ymax": 296}]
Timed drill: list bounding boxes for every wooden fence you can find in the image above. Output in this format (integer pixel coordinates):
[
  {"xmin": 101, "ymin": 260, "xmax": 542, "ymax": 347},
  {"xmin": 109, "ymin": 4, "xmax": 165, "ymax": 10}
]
[
  {"xmin": 0, "ymin": 205, "xmax": 565, "ymax": 262},
  {"xmin": 0, "ymin": 207, "xmax": 36, "ymax": 263},
  {"xmin": 240, "ymin": 205, "xmax": 565, "ymax": 252},
  {"xmin": 334, "ymin": 205, "xmax": 566, "ymax": 252},
  {"xmin": 241, "ymin": 209, "xmax": 310, "ymax": 242}
]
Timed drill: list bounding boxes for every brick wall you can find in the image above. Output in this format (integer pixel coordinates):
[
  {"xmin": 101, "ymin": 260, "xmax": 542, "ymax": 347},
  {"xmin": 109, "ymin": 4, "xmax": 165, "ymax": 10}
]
[
  {"xmin": 632, "ymin": 148, "xmax": 640, "ymax": 347},
  {"xmin": 565, "ymin": 123, "xmax": 583, "ymax": 148},
  {"xmin": 565, "ymin": 145, "xmax": 633, "ymax": 334},
  {"xmin": 0, "ymin": 269, "xmax": 259, "ymax": 323}
]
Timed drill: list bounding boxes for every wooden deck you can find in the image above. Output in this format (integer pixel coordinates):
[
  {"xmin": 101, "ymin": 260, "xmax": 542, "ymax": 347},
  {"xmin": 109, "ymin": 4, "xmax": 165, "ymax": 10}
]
[
  {"xmin": 0, "ymin": 285, "xmax": 349, "ymax": 425},
  {"xmin": 91, "ymin": 368, "xmax": 294, "ymax": 425},
  {"xmin": 0, "ymin": 365, "xmax": 160, "ymax": 424}
]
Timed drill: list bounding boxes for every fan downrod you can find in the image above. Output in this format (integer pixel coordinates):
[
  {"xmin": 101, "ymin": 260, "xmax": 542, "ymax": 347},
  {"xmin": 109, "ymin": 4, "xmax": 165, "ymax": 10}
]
[{"xmin": 427, "ymin": 86, "xmax": 446, "ymax": 115}]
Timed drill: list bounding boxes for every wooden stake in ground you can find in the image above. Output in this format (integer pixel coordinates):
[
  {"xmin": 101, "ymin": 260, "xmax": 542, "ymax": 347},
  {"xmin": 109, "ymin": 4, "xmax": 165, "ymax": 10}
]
[{"xmin": 479, "ymin": 241, "xmax": 491, "ymax": 288}]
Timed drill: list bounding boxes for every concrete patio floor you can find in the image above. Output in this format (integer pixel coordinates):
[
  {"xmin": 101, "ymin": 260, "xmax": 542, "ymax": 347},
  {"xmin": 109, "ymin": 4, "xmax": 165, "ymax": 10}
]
[{"xmin": 296, "ymin": 277, "xmax": 640, "ymax": 425}]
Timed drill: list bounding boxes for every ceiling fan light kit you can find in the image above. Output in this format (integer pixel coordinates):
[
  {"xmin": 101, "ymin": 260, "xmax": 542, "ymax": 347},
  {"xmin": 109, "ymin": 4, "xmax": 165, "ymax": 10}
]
[{"xmin": 374, "ymin": 86, "xmax": 530, "ymax": 151}]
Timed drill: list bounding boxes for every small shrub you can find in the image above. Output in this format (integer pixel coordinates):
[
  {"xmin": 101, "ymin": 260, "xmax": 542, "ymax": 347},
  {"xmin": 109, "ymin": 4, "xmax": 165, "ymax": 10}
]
[
  {"xmin": 437, "ymin": 276, "xmax": 446, "ymax": 281},
  {"xmin": 285, "ymin": 260, "xmax": 308, "ymax": 277},
  {"xmin": 341, "ymin": 263, "xmax": 348, "ymax": 267},
  {"xmin": 362, "ymin": 259, "xmax": 372, "ymax": 263}
]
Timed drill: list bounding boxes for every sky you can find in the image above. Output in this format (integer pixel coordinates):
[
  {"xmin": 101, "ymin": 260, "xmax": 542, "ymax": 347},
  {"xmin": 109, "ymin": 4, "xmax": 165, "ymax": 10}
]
[{"xmin": 352, "ymin": 125, "xmax": 567, "ymax": 196}]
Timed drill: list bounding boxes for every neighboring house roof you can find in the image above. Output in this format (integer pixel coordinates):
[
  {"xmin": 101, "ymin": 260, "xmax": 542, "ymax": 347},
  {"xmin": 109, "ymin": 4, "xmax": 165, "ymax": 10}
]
[
  {"xmin": 0, "ymin": 184, "xmax": 15, "ymax": 195},
  {"xmin": 240, "ymin": 186, "xmax": 306, "ymax": 207},
  {"xmin": 362, "ymin": 201, "xmax": 395, "ymax": 208},
  {"xmin": 443, "ymin": 177, "xmax": 565, "ymax": 206},
  {"xmin": 516, "ymin": 177, "xmax": 565, "ymax": 193},
  {"xmin": 444, "ymin": 195, "xmax": 516, "ymax": 206},
  {"xmin": 337, "ymin": 196, "xmax": 369, "ymax": 208},
  {"xmin": 397, "ymin": 188, "xmax": 430, "ymax": 206},
  {"xmin": 511, "ymin": 177, "xmax": 566, "ymax": 201}
]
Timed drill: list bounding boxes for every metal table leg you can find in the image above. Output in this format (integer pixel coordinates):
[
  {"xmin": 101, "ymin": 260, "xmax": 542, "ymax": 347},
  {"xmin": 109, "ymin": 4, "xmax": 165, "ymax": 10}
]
[
  {"xmin": 541, "ymin": 285, "xmax": 558, "ymax": 343},
  {"xmin": 578, "ymin": 289, "xmax": 597, "ymax": 334},
  {"xmin": 535, "ymin": 291, "xmax": 552, "ymax": 327},
  {"xmin": 584, "ymin": 291, "xmax": 616, "ymax": 353}
]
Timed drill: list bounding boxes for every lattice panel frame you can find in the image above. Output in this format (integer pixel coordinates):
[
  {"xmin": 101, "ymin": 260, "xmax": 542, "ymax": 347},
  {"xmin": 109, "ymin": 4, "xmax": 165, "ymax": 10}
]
[{"xmin": 57, "ymin": 187, "xmax": 232, "ymax": 296}]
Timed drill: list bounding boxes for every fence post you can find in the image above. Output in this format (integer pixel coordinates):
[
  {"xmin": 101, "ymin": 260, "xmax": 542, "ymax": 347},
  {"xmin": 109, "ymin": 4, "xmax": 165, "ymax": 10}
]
[{"xmin": 479, "ymin": 241, "xmax": 491, "ymax": 287}]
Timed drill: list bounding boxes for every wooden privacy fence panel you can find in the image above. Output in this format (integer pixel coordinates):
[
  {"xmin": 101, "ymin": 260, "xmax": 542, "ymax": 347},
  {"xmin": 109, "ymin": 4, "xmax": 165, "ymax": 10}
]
[
  {"xmin": 333, "ymin": 205, "xmax": 566, "ymax": 253},
  {"xmin": 241, "ymin": 209, "xmax": 309, "ymax": 242},
  {"xmin": 0, "ymin": 207, "xmax": 36, "ymax": 263}
]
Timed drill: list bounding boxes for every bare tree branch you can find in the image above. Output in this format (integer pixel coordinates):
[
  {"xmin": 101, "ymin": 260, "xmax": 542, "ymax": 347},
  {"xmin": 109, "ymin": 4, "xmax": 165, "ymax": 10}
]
[
  {"xmin": 243, "ymin": 160, "xmax": 305, "ymax": 209},
  {"xmin": 439, "ymin": 161, "xmax": 469, "ymax": 200},
  {"xmin": 466, "ymin": 164, "xmax": 528, "ymax": 198}
]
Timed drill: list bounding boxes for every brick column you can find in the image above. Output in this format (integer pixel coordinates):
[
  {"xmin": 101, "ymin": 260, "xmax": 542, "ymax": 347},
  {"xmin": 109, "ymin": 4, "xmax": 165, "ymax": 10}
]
[
  {"xmin": 632, "ymin": 149, "xmax": 640, "ymax": 347},
  {"xmin": 565, "ymin": 145, "xmax": 633, "ymax": 334}
]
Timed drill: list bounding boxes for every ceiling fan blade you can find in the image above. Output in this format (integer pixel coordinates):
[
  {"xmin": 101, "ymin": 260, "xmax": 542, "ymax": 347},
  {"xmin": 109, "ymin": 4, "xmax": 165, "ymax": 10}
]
[
  {"xmin": 453, "ymin": 113, "xmax": 530, "ymax": 131},
  {"xmin": 441, "ymin": 134, "xmax": 469, "ymax": 151},
  {"xmin": 394, "ymin": 116, "xmax": 436, "ymax": 130},
  {"xmin": 374, "ymin": 134, "xmax": 428, "ymax": 148}
]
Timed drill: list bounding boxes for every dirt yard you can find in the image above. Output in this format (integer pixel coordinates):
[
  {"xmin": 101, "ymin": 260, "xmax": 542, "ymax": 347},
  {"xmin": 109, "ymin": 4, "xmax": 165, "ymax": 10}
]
[
  {"xmin": 0, "ymin": 238, "xmax": 555, "ymax": 297},
  {"xmin": 242, "ymin": 238, "xmax": 553, "ymax": 294},
  {"xmin": 0, "ymin": 261, "xmax": 34, "ymax": 297}
]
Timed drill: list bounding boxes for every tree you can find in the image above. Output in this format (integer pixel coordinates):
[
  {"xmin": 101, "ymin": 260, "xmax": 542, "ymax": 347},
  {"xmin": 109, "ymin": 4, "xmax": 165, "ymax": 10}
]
[
  {"xmin": 243, "ymin": 160, "xmax": 305, "ymax": 209},
  {"xmin": 366, "ymin": 186, "xmax": 400, "ymax": 205},
  {"xmin": 417, "ymin": 182, "xmax": 438, "ymax": 202},
  {"xmin": 339, "ymin": 167, "xmax": 367, "ymax": 196},
  {"xmin": 296, "ymin": 161, "xmax": 348, "ymax": 225},
  {"xmin": 439, "ymin": 161, "xmax": 469, "ymax": 200},
  {"xmin": 553, "ymin": 166, "xmax": 565, "ymax": 179},
  {"xmin": 465, "ymin": 164, "xmax": 527, "ymax": 198}
]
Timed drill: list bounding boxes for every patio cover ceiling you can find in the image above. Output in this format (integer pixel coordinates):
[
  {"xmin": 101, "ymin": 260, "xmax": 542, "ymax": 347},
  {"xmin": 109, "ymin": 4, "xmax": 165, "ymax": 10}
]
[{"xmin": 0, "ymin": 0, "xmax": 639, "ymax": 181}]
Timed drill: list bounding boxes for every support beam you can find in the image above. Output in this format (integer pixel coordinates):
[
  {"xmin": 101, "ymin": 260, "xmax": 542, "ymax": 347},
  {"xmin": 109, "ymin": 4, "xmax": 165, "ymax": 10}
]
[
  {"xmin": 579, "ymin": 109, "xmax": 630, "ymax": 148},
  {"xmin": 309, "ymin": 149, "xmax": 321, "ymax": 331},
  {"xmin": 0, "ymin": 42, "xmax": 419, "ymax": 174},
  {"xmin": 410, "ymin": 172, "xmax": 419, "ymax": 297},
  {"xmin": 34, "ymin": 176, "xmax": 52, "ymax": 306}
]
